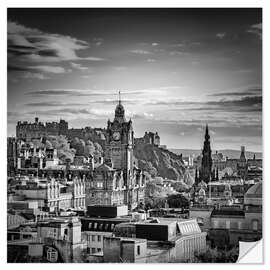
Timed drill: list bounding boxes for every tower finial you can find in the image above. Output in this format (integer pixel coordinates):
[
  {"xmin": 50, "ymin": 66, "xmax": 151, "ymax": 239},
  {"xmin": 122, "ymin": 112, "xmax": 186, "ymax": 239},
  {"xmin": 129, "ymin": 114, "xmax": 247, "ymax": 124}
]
[{"xmin": 119, "ymin": 90, "xmax": 121, "ymax": 104}]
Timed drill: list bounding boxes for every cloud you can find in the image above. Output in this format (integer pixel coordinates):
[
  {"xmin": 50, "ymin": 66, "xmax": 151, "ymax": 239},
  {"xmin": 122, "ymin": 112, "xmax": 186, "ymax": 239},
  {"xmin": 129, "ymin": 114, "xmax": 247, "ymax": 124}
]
[
  {"xmin": 25, "ymin": 88, "xmax": 168, "ymax": 97},
  {"xmin": 28, "ymin": 108, "xmax": 92, "ymax": 116},
  {"xmin": 93, "ymin": 38, "xmax": 103, "ymax": 46},
  {"xmin": 22, "ymin": 72, "xmax": 50, "ymax": 80},
  {"xmin": 132, "ymin": 112, "xmax": 154, "ymax": 119},
  {"xmin": 169, "ymin": 51, "xmax": 183, "ymax": 56},
  {"xmin": 216, "ymin": 32, "xmax": 226, "ymax": 39},
  {"xmin": 130, "ymin": 49, "xmax": 152, "ymax": 55},
  {"xmin": 8, "ymin": 111, "xmax": 21, "ymax": 117},
  {"xmin": 247, "ymin": 23, "xmax": 262, "ymax": 39},
  {"xmin": 144, "ymin": 95, "xmax": 262, "ymax": 113},
  {"xmin": 8, "ymin": 64, "xmax": 70, "ymax": 74},
  {"xmin": 208, "ymin": 96, "xmax": 262, "ymax": 109},
  {"xmin": 208, "ymin": 86, "xmax": 262, "ymax": 97},
  {"xmin": 113, "ymin": 66, "xmax": 127, "ymax": 71},
  {"xmin": 25, "ymin": 101, "xmax": 87, "ymax": 107},
  {"xmin": 147, "ymin": 58, "xmax": 156, "ymax": 62},
  {"xmin": 25, "ymin": 89, "xmax": 89, "ymax": 97},
  {"xmin": 70, "ymin": 62, "xmax": 88, "ymax": 70},
  {"xmin": 31, "ymin": 65, "xmax": 71, "ymax": 73},
  {"xmin": 8, "ymin": 21, "xmax": 105, "ymax": 63},
  {"xmin": 25, "ymin": 108, "xmax": 114, "ymax": 120},
  {"xmin": 151, "ymin": 43, "xmax": 159, "ymax": 46}
]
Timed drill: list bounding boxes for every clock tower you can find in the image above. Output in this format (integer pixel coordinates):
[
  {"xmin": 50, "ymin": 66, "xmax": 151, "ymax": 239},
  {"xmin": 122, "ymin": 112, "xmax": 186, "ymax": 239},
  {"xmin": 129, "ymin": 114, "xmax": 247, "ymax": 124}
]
[{"xmin": 105, "ymin": 92, "xmax": 134, "ymax": 184}]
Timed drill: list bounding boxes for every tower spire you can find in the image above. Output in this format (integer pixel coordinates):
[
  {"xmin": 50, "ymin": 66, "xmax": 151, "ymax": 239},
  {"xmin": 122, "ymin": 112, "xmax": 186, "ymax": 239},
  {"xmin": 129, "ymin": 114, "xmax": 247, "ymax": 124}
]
[{"xmin": 119, "ymin": 90, "xmax": 121, "ymax": 105}]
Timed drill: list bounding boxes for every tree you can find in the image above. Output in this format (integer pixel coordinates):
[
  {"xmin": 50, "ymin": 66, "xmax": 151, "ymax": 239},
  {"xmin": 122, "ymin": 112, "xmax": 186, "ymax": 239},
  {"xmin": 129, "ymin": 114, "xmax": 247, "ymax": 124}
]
[
  {"xmin": 192, "ymin": 246, "xmax": 239, "ymax": 263},
  {"xmin": 46, "ymin": 135, "xmax": 76, "ymax": 162},
  {"xmin": 84, "ymin": 140, "xmax": 95, "ymax": 156},
  {"xmin": 172, "ymin": 181, "xmax": 189, "ymax": 192},
  {"xmin": 167, "ymin": 193, "xmax": 189, "ymax": 208},
  {"xmin": 144, "ymin": 180, "xmax": 167, "ymax": 209}
]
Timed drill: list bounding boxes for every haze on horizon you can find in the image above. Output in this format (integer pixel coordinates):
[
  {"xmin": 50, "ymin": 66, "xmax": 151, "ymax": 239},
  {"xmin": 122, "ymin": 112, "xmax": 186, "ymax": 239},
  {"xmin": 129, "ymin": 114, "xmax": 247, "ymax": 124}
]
[{"xmin": 7, "ymin": 9, "xmax": 262, "ymax": 152}]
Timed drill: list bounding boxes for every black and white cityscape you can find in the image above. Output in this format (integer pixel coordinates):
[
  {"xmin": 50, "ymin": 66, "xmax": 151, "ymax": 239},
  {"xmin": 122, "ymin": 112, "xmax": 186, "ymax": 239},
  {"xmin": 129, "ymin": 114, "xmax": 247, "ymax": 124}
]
[{"xmin": 7, "ymin": 8, "xmax": 262, "ymax": 263}]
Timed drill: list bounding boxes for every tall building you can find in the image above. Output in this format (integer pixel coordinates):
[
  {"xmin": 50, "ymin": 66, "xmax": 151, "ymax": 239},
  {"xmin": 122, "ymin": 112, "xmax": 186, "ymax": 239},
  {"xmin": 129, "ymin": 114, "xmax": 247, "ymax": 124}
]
[
  {"xmin": 199, "ymin": 124, "xmax": 212, "ymax": 183},
  {"xmin": 86, "ymin": 93, "xmax": 145, "ymax": 210},
  {"xmin": 237, "ymin": 146, "xmax": 248, "ymax": 179},
  {"xmin": 7, "ymin": 137, "xmax": 17, "ymax": 176},
  {"xmin": 104, "ymin": 92, "xmax": 134, "ymax": 173}
]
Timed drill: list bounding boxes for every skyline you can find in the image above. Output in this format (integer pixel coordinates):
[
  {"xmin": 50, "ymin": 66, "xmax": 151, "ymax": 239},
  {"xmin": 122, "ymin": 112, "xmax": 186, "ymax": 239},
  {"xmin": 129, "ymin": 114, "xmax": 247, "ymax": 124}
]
[{"xmin": 7, "ymin": 8, "xmax": 262, "ymax": 151}]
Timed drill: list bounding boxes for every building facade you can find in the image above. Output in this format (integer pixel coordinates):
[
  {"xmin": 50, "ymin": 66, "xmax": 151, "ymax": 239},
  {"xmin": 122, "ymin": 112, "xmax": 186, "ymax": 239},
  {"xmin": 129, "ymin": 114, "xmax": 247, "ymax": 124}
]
[
  {"xmin": 102, "ymin": 97, "xmax": 145, "ymax": 209},
  {"xmin": 16, "ymin": 117, "xmax": 68, "ymax": 141}
]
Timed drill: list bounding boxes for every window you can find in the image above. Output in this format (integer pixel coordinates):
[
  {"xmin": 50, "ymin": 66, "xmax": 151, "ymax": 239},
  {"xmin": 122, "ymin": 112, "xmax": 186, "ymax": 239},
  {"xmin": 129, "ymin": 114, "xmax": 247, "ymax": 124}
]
[
  {"xmin": 252, "ymin": 220, "xmax": 259, "ymax": 231},
  {"xmin": 53, "ymin": 228, "xmax": 57, "ymax": 238},
  {"xmin": 47, "ymin": 247, "xmax": 58, "ymax": 262},
  {"xmin": 212, "ymin": 220, "xmax": 218, "ymax": 228},
  {"xmin": 238, "ymin": 221, "xmax": 242, "ymax": 230},
  {"xmin": 98, "ymin": 235, "xmax": 101, "ymax": 242},
  {"xmin": 97, "ymin": 248, "xmax": 101, "ymax": 252},
  {"xmin": 137, "ymin": 245, "xmax": 140, "ymax": 255},
  {"xmin": 225, "ymin": 220, "xmax": 230, "ymax": 229},
  {"xmin": 91, "ymin": 248, "xmax": 96, "ymax": 253},
  {"xmin": 92, "ymin": 235, "xmax": 96, "ymax": 242}
]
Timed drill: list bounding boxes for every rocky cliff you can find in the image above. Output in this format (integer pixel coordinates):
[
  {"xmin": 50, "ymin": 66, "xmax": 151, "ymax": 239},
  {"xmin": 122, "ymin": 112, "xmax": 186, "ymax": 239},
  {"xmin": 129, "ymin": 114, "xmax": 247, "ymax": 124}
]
[{"xmin": 134, "ymin": 143, "xmax": 186, "ymax": 181}]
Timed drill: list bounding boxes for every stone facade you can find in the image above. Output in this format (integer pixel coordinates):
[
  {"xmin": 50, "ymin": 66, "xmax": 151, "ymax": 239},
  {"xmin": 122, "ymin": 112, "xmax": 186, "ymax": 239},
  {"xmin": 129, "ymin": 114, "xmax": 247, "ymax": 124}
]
[
  {"xmin": 16, "ymin": 118, "xmax": 68, "ymax": 141},
  {"xmin": 143, "ymin": 131, "xmax": 160, "ymax": 146},
  {"xmin": 102, "ymin": 99, "xmax": 145, "ymax": 209},
  {"xmin": 14, "ymin": 178, "xmax": 85, "ymax": 211}
]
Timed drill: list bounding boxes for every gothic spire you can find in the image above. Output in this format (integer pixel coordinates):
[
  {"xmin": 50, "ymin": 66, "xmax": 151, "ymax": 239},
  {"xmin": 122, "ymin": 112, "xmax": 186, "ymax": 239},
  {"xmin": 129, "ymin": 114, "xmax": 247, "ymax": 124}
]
[
  {"xmin": 119, "ymin": 90, "xmax": 121, "ymax": 105},
  {"xmin": 199, "ymin": 123, "xmax": 212, "ymax": 183},
  {"xmin": 205, "ymin": 124, "xmax": 210, "ymax": 141}
]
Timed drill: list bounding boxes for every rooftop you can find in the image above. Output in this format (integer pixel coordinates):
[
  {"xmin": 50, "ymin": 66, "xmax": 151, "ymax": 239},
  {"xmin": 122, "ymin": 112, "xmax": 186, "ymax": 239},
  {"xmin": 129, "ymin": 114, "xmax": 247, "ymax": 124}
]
[{"xmin": 211, "ymin": 208, "xmax": 245, "ymax": 217}]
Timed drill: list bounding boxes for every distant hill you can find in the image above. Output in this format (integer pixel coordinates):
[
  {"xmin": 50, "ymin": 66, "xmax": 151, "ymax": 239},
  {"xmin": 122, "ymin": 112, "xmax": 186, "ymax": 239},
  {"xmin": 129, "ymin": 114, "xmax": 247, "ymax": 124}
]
[
  {"xmin": 170, "ymin": 149, "xmax": 262, "ymax": 159},
  {"xmin": 134, "ymin": 143, "xmax": 187, "ymax": 181}
]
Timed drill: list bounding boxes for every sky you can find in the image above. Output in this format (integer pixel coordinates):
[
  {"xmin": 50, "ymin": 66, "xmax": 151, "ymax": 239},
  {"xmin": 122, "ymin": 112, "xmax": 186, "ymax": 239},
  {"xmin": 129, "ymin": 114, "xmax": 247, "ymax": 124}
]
[{"xmin": 7, "ymin": 8, "xmax": 262, "ymax": 151}]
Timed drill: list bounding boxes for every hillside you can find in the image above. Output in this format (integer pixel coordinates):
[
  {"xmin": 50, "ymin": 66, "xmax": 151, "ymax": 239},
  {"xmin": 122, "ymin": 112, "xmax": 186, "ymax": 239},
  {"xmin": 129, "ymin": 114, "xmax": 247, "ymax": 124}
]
[{"xmin": 134, "ymin": 143, "xmax": 186, "ymax": 181}]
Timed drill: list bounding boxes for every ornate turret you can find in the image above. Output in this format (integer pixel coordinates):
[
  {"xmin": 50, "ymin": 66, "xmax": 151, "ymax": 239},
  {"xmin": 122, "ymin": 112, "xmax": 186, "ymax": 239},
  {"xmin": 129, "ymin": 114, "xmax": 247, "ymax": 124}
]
[{"xmin": 114, "ymin": 91, "xmax": 126, "ymax": 122}]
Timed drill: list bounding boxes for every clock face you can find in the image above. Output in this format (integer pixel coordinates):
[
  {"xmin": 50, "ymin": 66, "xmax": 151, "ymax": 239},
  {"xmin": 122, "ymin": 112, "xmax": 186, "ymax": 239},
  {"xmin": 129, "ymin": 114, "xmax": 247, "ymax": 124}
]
[{"xmin": 113, "ymin": 131, "xmax": 121, "ymax": 141}]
